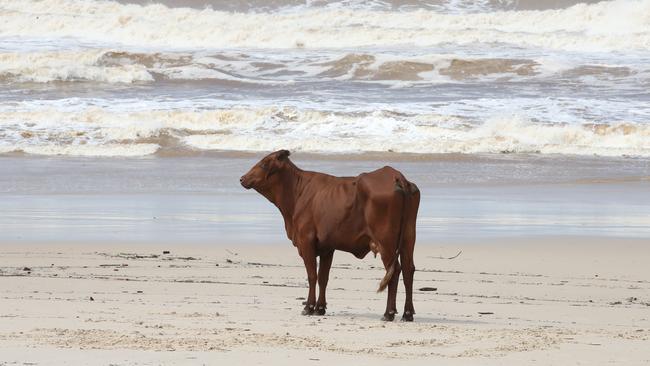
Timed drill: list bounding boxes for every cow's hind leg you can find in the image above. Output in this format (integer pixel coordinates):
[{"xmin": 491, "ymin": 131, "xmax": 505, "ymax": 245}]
[
  {"xmin": 400, "ymin": 184, "xmax": 419, "ymax": 322},
  {"xmin": 400, "ymin": 251, "xmax": 415, "ymax": 321},
  {"xmin": 381, "ymin": 253, "xmax": 401, "ymax": 321},
  {"xmin": 300, "ymin": 244, "xmax": 318, "ymax": 315},
  {"xmin": 316, "ymin": 250, "xmax": 334, "ymax": 315}
]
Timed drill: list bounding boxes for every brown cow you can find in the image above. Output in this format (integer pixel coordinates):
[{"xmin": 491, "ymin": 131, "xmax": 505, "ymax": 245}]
[{"xmin": 240, "ymin": 150, "xmax": 420, "ymax": 321}]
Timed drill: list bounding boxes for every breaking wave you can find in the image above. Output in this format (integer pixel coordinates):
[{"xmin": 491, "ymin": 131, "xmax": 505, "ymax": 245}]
[
  {"xmin": 1, "ymin": 106, "xmax": 649, "ymax": 157},
  {"xmin": 1, "ymin": 48, "xmax": 642, "ymax": 85},
  {"xmin": 1, "ymin": 0, "xmax": 649, "ymax": 159},
  {"xmin": 1, "ymin": 0, "xmax": 649, "ymax": 51}
]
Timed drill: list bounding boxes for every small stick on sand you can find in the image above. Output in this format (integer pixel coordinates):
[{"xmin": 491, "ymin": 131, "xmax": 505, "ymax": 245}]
[{"xmin": 428, "ymin": 251, "xmax": 462, "ymax": 260}]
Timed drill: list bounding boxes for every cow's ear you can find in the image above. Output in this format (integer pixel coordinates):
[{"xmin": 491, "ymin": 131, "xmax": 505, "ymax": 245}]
[{"xmin": 277, "ymin": 149, "xmax": 290, "ymax": 161}]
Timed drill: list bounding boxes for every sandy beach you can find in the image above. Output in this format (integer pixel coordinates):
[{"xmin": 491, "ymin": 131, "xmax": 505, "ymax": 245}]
[
  {"xmin": 2, "ymin": 154, "xmax": 649, "ymax": 364},
  {"xmin": 1, "ymin": 239, "xmax": 649, "ymax": 365},
  {"xmin": 3, "ymin": 0, "xmax": 650, "ymax": 364}
]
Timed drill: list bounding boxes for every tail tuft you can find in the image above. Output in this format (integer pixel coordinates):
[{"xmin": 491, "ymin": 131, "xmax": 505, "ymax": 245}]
[{"xmin": 377, "ymin": 260, "xmax": 396, "ymax": 292}]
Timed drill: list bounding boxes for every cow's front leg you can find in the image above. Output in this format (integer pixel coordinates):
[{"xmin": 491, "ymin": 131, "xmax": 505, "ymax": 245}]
[
  {"xmin": 316, "ymin": 250, "xmax": 334, "ymax": 315},
  {"xmin": 300, "ymin": 245, "xmax": 318, "ymax": 315}
]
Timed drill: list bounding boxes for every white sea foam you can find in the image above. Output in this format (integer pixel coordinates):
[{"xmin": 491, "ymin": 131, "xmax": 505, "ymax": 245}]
[
  {"xmin": 1, "ymin": 0, "xmax": 649, "ymax": 52},
  {"xmin": 0, "ymin": 50, "xmax": 154, "ymax": 83},
  {"xmin": 2, "ymin": 47, "xmax": 645, "ymax": 85},
  {"xmin": 183, "ymin": 113, "xmax": 650, "ymax": 157},
  {"xmin": 1, "ymin": 0, "xmax": 648, "ymax": 158},
  {"xmin": 276, "ymin": 0, "xmax": 513, "ymax": 13},
  {"xmin": 1, "ymin": 105, "xmax": 649, "ymax": 157},
  {"xmin": 16, "ymin": 143, "xmax": 160, "ymax": 157}
]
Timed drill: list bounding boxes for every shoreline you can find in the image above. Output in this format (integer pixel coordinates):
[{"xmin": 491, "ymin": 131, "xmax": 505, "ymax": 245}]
[
  {"xmin": 2, "ymin": 154, "xmax": 649, "ymax": 244},
  {"xmin": 1, "ymin": 234, "xmax": 648, "ymax": 247},
  {"xmin": 3, "ymin": 151, "xmax": 649, "ymax": 185},
  {"xmin": 4, "ymin": 149, "xmax": 650, "ymax": 163}
]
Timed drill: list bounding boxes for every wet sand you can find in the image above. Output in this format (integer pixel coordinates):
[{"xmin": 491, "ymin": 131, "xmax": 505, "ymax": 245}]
[
  {"xmin": 1, "ymin": 239, "xmax": 649, "ymax": 365},
  {"xmin": 2, "ymin": 154, "xmax": 650, "ymax": 244}
]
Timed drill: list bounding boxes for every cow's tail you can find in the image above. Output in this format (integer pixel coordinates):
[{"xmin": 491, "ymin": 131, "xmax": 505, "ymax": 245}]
[{"xmin": 377, "ymin": 176, "xmax": 410, "ymax": 293}]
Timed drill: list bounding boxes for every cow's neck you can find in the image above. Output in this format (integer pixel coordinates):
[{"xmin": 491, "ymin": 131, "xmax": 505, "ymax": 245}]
[{"xmin": 265, "ymin": 162, "xmax": 304, "ymax": 239}]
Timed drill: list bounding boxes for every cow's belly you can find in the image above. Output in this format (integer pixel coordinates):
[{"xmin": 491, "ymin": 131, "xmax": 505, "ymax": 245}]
[
  {"xmin": 317, "ymin": 236, "xmax": 371, "ymax": 259},
  {"xmin": 315, "ymin": 215, "xmax": 371, "ymax": 257},
  {"xmin": 306, "ymin": 180, "xmax": 372, "ymax": 257}
]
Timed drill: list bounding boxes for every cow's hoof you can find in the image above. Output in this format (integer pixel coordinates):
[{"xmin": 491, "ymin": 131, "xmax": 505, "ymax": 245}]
[
  {"xmin": 302, "ymin": 305, "xmax": 315, "ymax": 316},
  {"xmin": 315, "ymin": 306, "xmax": 326, "ymax": 316},
  {"xmin": 382, "ymin": 311, "xmax": 396, "ymax": 322},
  {"xmin": 401, "ymin": 311, "xmax": 414, "ymax": 322}
]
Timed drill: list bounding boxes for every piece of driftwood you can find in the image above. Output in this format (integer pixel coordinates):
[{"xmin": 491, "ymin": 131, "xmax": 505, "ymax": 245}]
[{"xmin": 428, "ymin": 251, "xmax": 462, "ymax": 260}]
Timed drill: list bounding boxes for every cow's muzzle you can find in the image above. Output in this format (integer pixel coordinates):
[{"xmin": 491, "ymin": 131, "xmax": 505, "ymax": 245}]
[{"xmin": 240, "ymin": 175, "xmax": 252, "ymax": 189}]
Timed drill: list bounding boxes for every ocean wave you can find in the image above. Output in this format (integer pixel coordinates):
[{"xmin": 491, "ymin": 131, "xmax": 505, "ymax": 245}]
[
  {"xmin": 1, "ymin": 106, "xmax": 649, "ymax": 157},
  {"xmin": 0, "ymin": 49, "xmax": 288, "ymax": 84},
  {"xmin": 3, "ymin": 48, "xmax": 642, "ymax": 84},
  {"xmin": 0, "ymin": 49, "xmax": 154, "ymax": 83},
  {"xmin": 114, "ymin": 0, "xmax": 588, "ymax": 14},
  {"xmin": 139, "ymin": 0, "xmax": 523, "ymax": 14},
  {"xmin": 1, "ymin": 0, "xmax": 649, "ymax": 51}
]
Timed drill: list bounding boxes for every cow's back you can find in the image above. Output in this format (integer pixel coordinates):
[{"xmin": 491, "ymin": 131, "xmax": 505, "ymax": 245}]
[
  {"xmin": 298, "ymin": 173, "xmax": 365, "ymax": 248},
  {"xmin": 305, "ymin": 166, "xmax": 411, "ymax": 254}
]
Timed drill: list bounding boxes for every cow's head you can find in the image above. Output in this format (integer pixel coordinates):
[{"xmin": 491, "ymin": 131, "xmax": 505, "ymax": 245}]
[{"xmin": 240, "ymin": 149, "xmax": 292, "ymax": 191}]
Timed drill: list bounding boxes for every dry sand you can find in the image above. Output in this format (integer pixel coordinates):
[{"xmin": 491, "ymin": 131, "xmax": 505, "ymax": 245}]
[{"xmin": 1, "ymin": 238, "xmax": 649, "ymax": 365}]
